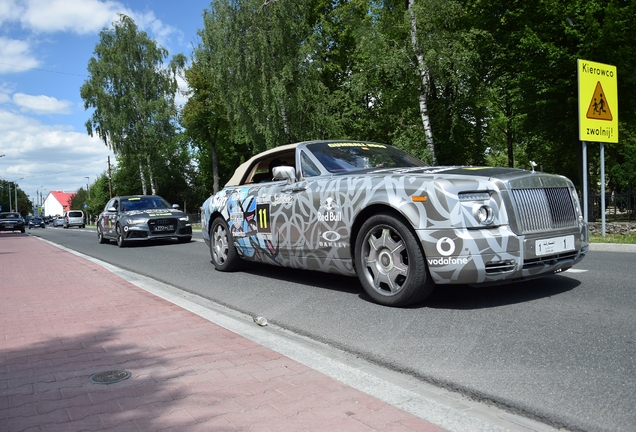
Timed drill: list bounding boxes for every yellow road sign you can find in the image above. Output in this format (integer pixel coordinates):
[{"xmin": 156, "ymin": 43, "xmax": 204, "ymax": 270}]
[{"xmin": 578, "ymin": 59, "xmax": 618, "ymax": 143}]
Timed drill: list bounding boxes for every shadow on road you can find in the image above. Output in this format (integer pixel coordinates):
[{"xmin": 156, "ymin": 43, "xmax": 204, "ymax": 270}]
[{"xmin": 424, "ymin": 274, "xmax": 580, "ymax": 310}]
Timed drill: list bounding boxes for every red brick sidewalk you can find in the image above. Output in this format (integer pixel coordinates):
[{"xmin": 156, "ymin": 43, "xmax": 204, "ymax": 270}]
[{"xmin": 0, "ymin": 234, "xmax": 446, "ymax": 431}]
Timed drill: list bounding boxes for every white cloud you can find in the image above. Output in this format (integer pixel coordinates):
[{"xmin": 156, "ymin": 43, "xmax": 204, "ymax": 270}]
[
  {"xmin": 13, "ymin": 93, "xmax": 74, "ymax": 114},
  {"xmin": 0, "ymin": 37, "xmax": 40, "ymax": 73},
  {"xmin": 0, "ymin": 109, "xmax": 115, "ymax": 194},
  {"xmin": 0, "ymin": 0, "xmax": 24, "ymax": 26},
  {"xmin": 18, "ymin": 0, "xmax": 131, "ymax": 35},
  {"xmin": 132, "ymin": 10, "xmax": 180, "ymax": 49},
  {"xmin": 5, "ymin": 0, "xmax": 180, "ymax": 45}
]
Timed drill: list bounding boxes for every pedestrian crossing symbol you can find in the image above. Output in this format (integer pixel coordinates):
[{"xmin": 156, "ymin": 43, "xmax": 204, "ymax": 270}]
[{"xmin": 585, "ymin": 81, "xmax": 612, "ymax": 121}]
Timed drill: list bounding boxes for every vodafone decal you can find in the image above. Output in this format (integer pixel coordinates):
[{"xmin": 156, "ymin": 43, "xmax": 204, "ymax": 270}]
[{"xmin": 429, "ymin": 237, "xmax": 470, "ymax": 266}]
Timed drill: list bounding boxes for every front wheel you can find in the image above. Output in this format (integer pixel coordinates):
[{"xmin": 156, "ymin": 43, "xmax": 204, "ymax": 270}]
[
  {"xmin": 116, "ymin": 224, "xmax": 126, "ymax": 248},
  {"xmin": 209, "ymin": 217, "xmax": 241, "ymax": 271},
  {"xmin": 355, "ymin": 213, "xmax": 435, "ymax": 307},
  {"xmin": 97, "ymin": 225, "xmax": 109, "ymax": 244}
]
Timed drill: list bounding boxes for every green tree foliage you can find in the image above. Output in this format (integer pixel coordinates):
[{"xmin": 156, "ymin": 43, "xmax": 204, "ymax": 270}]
[
  {"xmin": 78, "ymin": 1, "xmax": 635, "ymax": 205},
  {"xmin": 180, "ymin": 55, "xmax": 246, "ymax": 194},
  {"xmin": 0, "ymin": 181, "xmax": 30, "ymax": 215},
  {"xmin": 200, "ymin": 0, "xmax": 335, "ymax": 151},
  {"xmin": 80, "ymin": 14, "xmax": 187, "ymax": 196}
]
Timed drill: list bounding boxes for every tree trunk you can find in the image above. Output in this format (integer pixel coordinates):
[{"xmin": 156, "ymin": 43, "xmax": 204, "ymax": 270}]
[
  {"xmin": 146, "ymin": 155, "xmax": 157, "ymax": 195},
  {"xmin": 209, "ymin": 125, "xmax": 220, "ymax": 194},
  {"xmin": 506, "ymin": 117, "xmax": 514, "ymax": 168},
  {"xmin": 408, "ymin": 0, "xmax": 436, "ymax": 165},
  {"xmin": 138, "ymin": 161, "xmax": 148, "ymax": 195},
  {"xmin": 280, "ymin": 101, "xmax": 290, "ymax": 143}
]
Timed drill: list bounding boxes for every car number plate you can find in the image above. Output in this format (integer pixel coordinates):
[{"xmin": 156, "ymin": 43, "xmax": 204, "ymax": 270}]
[
  {"xmin": 535, "ymin": 235, "xmax": 575, "ymax": 256},
  {"xmin": 154, "ymin": 225, "xmax": 174, "ymax": 232}
]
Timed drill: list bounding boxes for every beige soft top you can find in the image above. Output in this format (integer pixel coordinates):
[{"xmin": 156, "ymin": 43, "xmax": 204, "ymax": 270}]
[{"xmin": 225, "ymin": 142, "xmax": 300, "ymax": 186}]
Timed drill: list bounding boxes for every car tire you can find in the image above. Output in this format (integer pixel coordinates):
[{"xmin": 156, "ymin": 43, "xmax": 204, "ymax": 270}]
[
  {"xmin": 354, "ymin": 213, "xmax": 435, "ymax": 307},
  {"xmin": 97, "ymin": 226, "xmax": 109, "ymax": 244},
  {"xmin": 209, "ymin": 216, "xmax": 241, "ymax": 271},
  {"xmin": 178, "ymin": 236, "xmax": 192, "ymax": 243},
  {"xmin": 116, "ymin": 224, "xmax": 127, "ymax": 248}
]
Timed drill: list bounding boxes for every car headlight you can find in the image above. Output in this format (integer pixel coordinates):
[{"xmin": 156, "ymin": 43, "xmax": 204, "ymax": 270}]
[
  {"xmin": 474, "ymin": 205, "xmax": 494, "ymax": 225},
  {"xmin": 126, "ymin": 218, "xmax": 148, "ymax": 225},
  {"xmin": 179, "ymin": 216, "xmax": 189, "ymax": 221},
  {"xmin": 459, "ymin": 191, "xmax": 490, "ymax": 201}
]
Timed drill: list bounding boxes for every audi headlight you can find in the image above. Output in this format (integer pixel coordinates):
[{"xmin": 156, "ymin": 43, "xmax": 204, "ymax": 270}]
[
  {"xmin": 126, "ymin": 218, "xmax": 148, "ymax": 224},
  {"xmin": 179, "ymin": 215, "xmax": 189, "ymax": 221}
]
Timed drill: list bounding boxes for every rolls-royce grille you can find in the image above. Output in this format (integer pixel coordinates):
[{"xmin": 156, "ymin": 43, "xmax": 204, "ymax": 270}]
[{"xmin": 512, "ymin": 188, "xmax": 577, "ymax": 233}]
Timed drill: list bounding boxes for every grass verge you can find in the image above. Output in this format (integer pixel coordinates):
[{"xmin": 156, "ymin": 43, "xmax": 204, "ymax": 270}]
[{"xmin": 590, "ymin": 233, "xmax": 636, "ymax": 244}]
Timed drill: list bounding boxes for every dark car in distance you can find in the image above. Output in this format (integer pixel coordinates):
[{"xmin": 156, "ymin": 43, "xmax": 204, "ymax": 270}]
[
  {"xmin": 28, "ymin": 217, "xmax": 46, "ymax": 229},
  {"xmin": 0, "ymin": 212, "xmax": 26, "ymax": 233},
  {"xmin": 97, "ymin": 195, "xmax": 192, "ymax": 247}
]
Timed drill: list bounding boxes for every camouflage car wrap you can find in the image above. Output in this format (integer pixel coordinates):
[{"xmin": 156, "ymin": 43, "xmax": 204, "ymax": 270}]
[{"xmin": 202, "ymin": 140, "xmax": 588, "ymax": 303}]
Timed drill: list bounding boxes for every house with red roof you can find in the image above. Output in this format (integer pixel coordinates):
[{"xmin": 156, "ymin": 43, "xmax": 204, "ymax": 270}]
[{"xmin": 43, "ymin": 191, "xmax": 76, "ymax": 217}]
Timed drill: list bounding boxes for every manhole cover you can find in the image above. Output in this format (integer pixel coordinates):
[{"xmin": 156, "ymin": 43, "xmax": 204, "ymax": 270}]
[{"xmin": 89, "ymin": 370, "xmax": 131, "ymax": 384}]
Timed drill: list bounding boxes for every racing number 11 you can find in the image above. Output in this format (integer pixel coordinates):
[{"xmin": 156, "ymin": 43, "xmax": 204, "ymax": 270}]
[{"xmin": 257, "ymin": 204, "xmax": 271, "ymax": 233}]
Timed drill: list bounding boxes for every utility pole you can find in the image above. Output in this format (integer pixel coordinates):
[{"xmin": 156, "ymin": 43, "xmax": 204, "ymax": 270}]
[{"xmin": 12, "ymin": 178, "xmax": 24, "ymax": 213}]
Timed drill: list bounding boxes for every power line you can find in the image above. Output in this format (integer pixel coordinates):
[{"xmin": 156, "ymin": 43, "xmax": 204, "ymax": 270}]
[{"xmin": 0, "ymin": 62, "xmax": 88, "ymax": 77}]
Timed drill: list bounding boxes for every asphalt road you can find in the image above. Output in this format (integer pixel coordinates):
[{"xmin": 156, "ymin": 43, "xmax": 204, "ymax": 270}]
[{"xmin": 27, "ymin": 226, "xmax": 636, "ymax": 432}]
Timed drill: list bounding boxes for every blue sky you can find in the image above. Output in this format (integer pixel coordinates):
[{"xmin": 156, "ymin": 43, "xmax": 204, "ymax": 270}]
[{"xmin": 0, "ymin": 0, "xmax": 209, "ymax": 206}]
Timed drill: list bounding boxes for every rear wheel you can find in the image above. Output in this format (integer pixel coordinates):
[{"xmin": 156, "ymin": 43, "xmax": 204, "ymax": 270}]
[
  {"xmin": 355, "ymin": 213, "xmax": 435, "ymax": 307},
  {"xmin": 209, "ymin": 216, "xmax": 241, "ymax": 271},
  {"xmin": 116, "ymin": 224, "xmax": 126, "ymax": 248}
]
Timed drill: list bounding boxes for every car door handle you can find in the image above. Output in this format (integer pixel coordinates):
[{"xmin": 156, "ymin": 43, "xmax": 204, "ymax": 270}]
[{"xmin": 282, "ymin": 185, "xmax": 307, "ymax": 193}]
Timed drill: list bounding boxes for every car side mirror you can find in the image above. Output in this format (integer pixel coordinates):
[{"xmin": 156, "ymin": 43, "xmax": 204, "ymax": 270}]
[
  {"xmin": 107, "ymin": 207, "xmax": 117, "ymax": 212},
  {"xmin": 273, "ymin": 166, "xmax": 296, "ymax": 184},
  {"xmin": 172, "ymin": 204, "xmax": 180, "ymax": 209}
]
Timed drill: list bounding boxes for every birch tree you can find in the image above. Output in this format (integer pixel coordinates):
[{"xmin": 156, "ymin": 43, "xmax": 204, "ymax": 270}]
[{"xmin": 80, "ymin": 14, "xmax": 185, "ymax": 195}]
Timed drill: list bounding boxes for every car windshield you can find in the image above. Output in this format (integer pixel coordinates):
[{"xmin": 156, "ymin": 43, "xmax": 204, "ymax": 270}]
[
  {"xmin": 0, "ymin": 213, "xmax": 20, "ymax": 219},
  {"xmin": 306, "ymin": 142, "xmax": 426, "ymax": 173},
  {"xmin": 121, "ymin": 196, "xmax": 172, "ymax": 212}
]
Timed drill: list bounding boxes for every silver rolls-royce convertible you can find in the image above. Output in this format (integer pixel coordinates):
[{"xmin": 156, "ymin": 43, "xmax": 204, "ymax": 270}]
[{"xmin": 201, "ymin": 140, "xmax": 588, "ymax": 306}]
